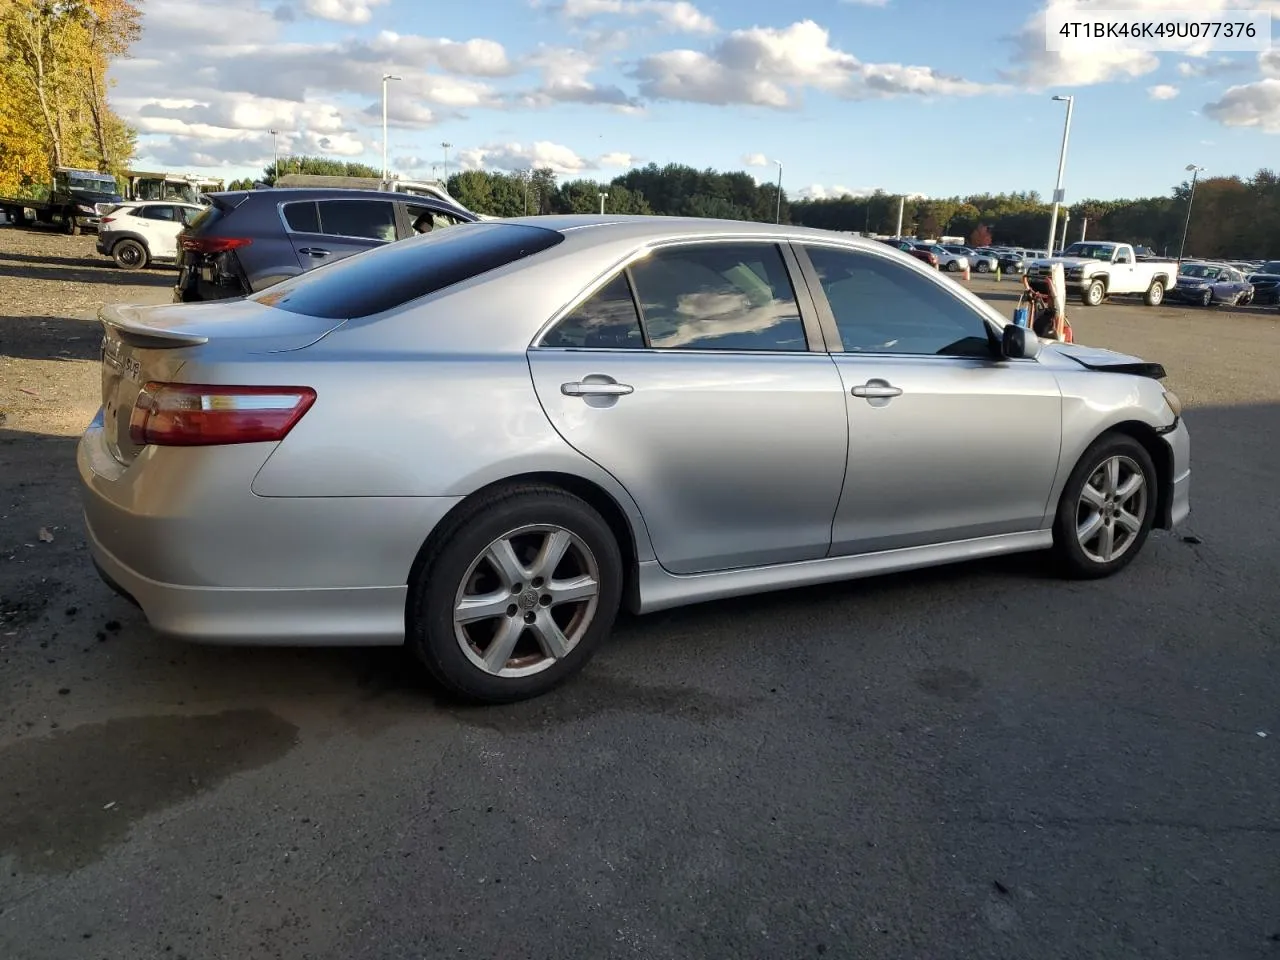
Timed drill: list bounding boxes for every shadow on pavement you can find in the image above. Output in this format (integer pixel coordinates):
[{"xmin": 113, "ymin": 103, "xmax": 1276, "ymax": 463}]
[{"xmin": 0, "ymin": 314, "xmax": 105, "ymax": 362}]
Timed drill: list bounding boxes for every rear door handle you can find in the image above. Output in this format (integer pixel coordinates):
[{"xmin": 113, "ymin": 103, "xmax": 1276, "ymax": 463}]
[
  {"xmin": 561, "ymin": 380, "xmax": 634, "ymax": 397},
  {"xmin": 851, "ymin": 381, "xmax": 903, "ymax": 399},
  {"xmin": 298, "ymin": 247, "xmax": 330, "ymax": 258}
]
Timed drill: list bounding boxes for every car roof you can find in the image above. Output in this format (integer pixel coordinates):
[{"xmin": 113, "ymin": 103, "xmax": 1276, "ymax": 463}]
[
  {"xmin": 121, "ymin": 199, "xmax": 203, "ymax": 207},
  {"xmin": 484, "ymin": 214, "xmax": 907, "ymax": 249},
  {"xmin": 216, "ymin": 187, "xmax": 468, "ymax": 206}
]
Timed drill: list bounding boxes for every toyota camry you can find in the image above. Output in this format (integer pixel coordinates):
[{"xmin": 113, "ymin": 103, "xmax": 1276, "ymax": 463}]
[{"xmin": 79, "ymin": 215, "xmax": 1191, "ymax": 703}]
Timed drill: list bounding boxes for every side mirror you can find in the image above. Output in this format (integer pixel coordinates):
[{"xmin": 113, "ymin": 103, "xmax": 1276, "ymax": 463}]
[{"xmin": 1001, "ymin": 323, "xmax": 1042, "ymax": 360}]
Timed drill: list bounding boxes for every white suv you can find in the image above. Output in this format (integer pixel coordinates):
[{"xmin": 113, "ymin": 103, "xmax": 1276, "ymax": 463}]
[{"xmin": 96, "ymin": 200, "xmax": 205, "ymax": 270}]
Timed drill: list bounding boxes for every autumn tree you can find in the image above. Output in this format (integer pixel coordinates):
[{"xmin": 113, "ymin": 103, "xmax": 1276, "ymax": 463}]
[{"xmin": 970, "ymin": 224, "xmax": 993, "ymax": 247}]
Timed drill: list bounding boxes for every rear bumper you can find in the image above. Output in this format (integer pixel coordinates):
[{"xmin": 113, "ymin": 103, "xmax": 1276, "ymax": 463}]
[{"xmin": 77, "ymin": 415, "xmax": 463, "ymax": 646}]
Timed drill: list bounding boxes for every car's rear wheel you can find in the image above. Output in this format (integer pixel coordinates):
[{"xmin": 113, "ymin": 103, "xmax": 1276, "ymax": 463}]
[
  {"xmin": 1052, "ymin": 434, "xmax": 1157, "ymax": 579},
  {"xmin": 1082, "ymin": 279, "xmax": 1106, "ymax": 306},
  {"xmin": 946, "ymin": 260, "xmax": 960, "ymax": 272},
  {"xmin": 975, "ymin": 261, "xmax": 990, "ymax": 273},
  {"xmin": 112, "ymin": 238, "xmax": 148, "ymax": 270},
  {"xmin": 1144, "ymin": 280, "xmax": 1164, "ymax": 306},
  {"xmin": 407, "ymin": 485, "xmax": 623, "ymax": 703}
]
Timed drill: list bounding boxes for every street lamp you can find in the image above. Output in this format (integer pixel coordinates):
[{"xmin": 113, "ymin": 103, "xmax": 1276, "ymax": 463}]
[
  {"xmin": 268, "ymin": 128, "xmax": 280, "ymax": 183},
  {"xmin": 1178, "ymin": 163, "xmax": 1205, "ymax": 263},
  {"xmin": 381, "ymin": 74, "xmax": 401, "ymax": 181},
  {"xmin": 773, "ymin": 159, "xmax": 783, "ymax": 224},
  {"xmin": 1059, "ymin": 208, "xmax": 1070, "ymax": 253},
  {"xmin": 598, "ymin": 191, "xmax": 608, "ymax": 214},
  {"xmin": 440, "ymin": 141, "xmax": 452, "ymax": 181},
  {"xmin": 1045, "ymin": 94, "xmax": 1074, "ymax": 256}
]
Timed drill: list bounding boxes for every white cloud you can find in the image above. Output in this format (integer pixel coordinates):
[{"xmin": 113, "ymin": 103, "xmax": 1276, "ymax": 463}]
[
  {"xmin": 521, "ymin": 46, "xmax": 642, "ymax": 108},
  {"xmin": 1176, "ymin": 56, "xmax": 1252, "ymax": 79},
  {"xmin": 1148, "ymin": 84, "xmax": 1179, "ymax": 100},
  {"xmin": 633, "ymin": 20, "xmax": 1001, "ymax": 107},
  {"xmin": 453, "ymin": 141, "xmax": 636, "ymax": 175},
  {"xmin": 1203, "ymin": 78, "xmax": 1280, "ymax": 132},
  {"xmin": 555, "ymin": 0, "xmax": 716, "ymax": 33},
  {"xmin": 742, "ymin": 153, "xmax": 769, "ymax": 166},
  {"xmin": 799, "ymin": 184, "xmax": 876, "ymax": 199},
  {"xmin": 1006, "ymin": 1, "xmax": 1280, "ymax": 89},
  {"xmin": 368, "ymin": 32, "xmax": 516, "ymax": 76},
  {"xmin": 1263, "ymin": 49, "xmax": 1280, "ymax": 79},
  {"xmin": 302, "ymin": 0, "xmax": 388, "ymax": 24}
]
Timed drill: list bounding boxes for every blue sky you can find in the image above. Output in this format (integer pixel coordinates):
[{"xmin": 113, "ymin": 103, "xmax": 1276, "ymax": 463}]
[{"xmin": 114, "ymin": 0, "xmax": 1280, "ymax": 201}]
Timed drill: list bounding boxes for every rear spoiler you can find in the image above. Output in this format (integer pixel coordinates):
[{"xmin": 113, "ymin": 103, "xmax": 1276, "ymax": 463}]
[{"xmin": 100, "ymin": 303, "xmax": 209, "ymax": 348}]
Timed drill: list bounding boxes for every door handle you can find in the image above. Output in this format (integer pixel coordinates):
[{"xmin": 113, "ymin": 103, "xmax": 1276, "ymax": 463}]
[
  {"xmin": 851, "ymin": 381, "xmax": 903, "ymax": 399},
  {"xmin": 298, "ymin": 247, "xmax": 330, "ymax": 258},
  {"xmin": 561, "ymin": 380, "xmax": 634, "ymax": 397}
]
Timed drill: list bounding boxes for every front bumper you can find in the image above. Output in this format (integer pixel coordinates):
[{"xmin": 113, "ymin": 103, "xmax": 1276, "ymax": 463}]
[
  {"xmin": 1165, "ymin": 286, "xmax": 1209, "ymax": 303},
  {"xmin": 77, "ymin": 414, "xmax": 464, "ymax": 646},
  {"xmin": 1161, "ymin": 417, "xmax": 1191, "ymax": 529}
]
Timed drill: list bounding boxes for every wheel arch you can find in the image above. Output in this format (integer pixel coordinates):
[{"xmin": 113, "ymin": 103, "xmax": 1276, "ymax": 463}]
[
  {"xmin": 407, "ymin": 471, "xmax": 648, "ymax": 615},
  {"xmin": 1097, "ymin": 420, "xmax": 1174, "ymax": 529},
  {"xmin": 106, "ymin": 231, "xmax": 150, "ymax": 254}
]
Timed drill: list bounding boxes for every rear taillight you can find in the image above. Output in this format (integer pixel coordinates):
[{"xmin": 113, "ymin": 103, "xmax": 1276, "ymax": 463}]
[
  {"xmin": 179, "ymin": 236, "xmax": 252, "ymax": 254},
  {"xmin": 129, "ymin": 383, "xmax": 316, "ymax": 446}
]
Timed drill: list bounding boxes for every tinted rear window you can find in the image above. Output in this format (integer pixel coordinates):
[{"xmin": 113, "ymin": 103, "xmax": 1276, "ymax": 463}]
[{"xmin": 250, "ymin": 222, "xmax": 565, "ymax": 319}]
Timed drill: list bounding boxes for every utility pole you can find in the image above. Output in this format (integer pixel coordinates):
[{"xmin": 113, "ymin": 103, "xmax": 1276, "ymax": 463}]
[
  {"xmin": 440, "ymin": 142, "xmax": 452, "ymax": 181},
  {"xmin": 1080, "ymin": 218, "xmax": 1088, "ymax": 242},
  {"xmin": 1178, "ymin": 164, "xmax": 1205, "ymax": 263},
  {"xmin": 773, "ymin": 160, "xmax": 783, "ymax": 223},
  {"xmin": 895, "ymin": 195, "xmax": 905, "ymax": 237},
  {"xmin": 269, "ymin": 128, "xmax": 279, "ymax": 183},
  {"xmin": 1059, "ymin": 210, "xmax": 1070, "ymax": 253},
  {"xmin": 1045, "ymin": 94, "xmax": 1075, "ymax": 256},
  {"xmin": 381, "ymin": 74, "xmax": 401, "ymax": 181},
  {"xmin": 598, "ymin": 191, "xmax": 608, "ymax": 214}
]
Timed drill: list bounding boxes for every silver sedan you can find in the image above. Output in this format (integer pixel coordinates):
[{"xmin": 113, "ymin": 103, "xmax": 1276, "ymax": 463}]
[{"xmin": 79, "ymin": 216, "xmax": 1191, "ymax": 702}]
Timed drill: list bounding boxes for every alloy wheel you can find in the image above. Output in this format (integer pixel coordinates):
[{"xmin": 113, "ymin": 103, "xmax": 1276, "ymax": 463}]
[
  {"xmin": 1075, "ymin": 455, "xmax": 1148, "ymax": 564},
  {"xmin": 452, "ymin": 524, "xmax": 601, "ymax": 678}
]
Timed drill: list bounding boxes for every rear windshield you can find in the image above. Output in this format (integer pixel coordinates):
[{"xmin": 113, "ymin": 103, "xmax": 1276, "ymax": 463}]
[{"xmin": 251, "ymin": 222, "xmax": 564, "ymax": 319}]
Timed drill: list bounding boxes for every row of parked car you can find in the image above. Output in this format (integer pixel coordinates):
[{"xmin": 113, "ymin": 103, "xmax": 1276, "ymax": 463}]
[{"xmin": 874, "ymin": 238, "xmax": 1051, "ymax": 276}]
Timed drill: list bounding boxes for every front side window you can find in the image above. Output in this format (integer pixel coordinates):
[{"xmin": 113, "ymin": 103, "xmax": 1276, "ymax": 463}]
[
  {"xmin": 627, "ymin": 243, "xmax": 807, "ymax": 351},
  {"xmin": 543, "ymin": 273, "xmax": 644, "ymax": 348},
  {"xmin": 804, "ymin": 245, "xmax": 994, "ymax": 358},
  {"xmin": 316, "ymin": 199, "xmax": 397, "ymax": 241}
]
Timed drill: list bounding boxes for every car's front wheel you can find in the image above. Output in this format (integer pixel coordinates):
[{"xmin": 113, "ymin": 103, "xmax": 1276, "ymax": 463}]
[
  {"xmin": 408, "ymin": 485, "xmax": 623, "ymax": 703},
  {"xmin": 946, "ymin": 260, "xmax": 960, "ymax": 272},
  {"xmin": 1082, "ymin": 279, "xmax": 1106, "ymax": 306},
  {"xmin": 112, "ymin": 238, "xmax": 148, "ymax": 270},
  {"xmin": 1200, "ymin": 288, "xmax": 1213, "ymax": 307},
  {"xmin": 1144, "ymin": 280, "xmax": 1164, "ymax": 306},
  {"xmin": 975, "ymin": 261, "xmax": 990, "ymax": 273},
  {"xmin": 1052, "ymin": 434, "xmax": 1158, "ymax": 579}
]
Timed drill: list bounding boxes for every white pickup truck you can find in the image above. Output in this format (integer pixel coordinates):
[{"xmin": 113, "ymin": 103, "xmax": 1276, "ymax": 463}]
[{"xmin": 1026, "ymin": 241, "xmax": 1177, "ymax": 307}]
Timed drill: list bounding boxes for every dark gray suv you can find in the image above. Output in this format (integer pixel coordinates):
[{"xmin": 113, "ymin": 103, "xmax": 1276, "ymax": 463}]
[{"xmin": 174, "ymin": 187, "xmax": 479, "ymax": 302}]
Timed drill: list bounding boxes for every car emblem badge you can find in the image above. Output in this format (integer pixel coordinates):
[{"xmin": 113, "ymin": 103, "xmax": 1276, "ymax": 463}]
[{"xmin": 519, "ymin": 588, "xmax": 540, "ymax": 611}]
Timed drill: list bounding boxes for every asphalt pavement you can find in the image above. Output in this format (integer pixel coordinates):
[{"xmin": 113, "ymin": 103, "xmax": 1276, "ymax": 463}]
[{"xmin": 1, "ymin": 249, "xmax": 1278, "ymax": 960}]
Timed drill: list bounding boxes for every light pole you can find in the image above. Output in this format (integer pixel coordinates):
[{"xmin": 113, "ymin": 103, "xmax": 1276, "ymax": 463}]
[
  {"xmin": 773, "ymin": 159, "xmax": 783, "ymax": 224},
  {"xmin": 598, "ymin": 191, "xmax": 608, "ymax": 214},
  {"xmin": 381, "ymin": 74, "xmax": 401, "ymax": 181},
  {"xmin": 440, "ymin": 141, "xmax": 452, "ymax": 181},
  {"xmin": 269, "ymin": 128, "xmax": 280, "ymax": 183},
  {"xmin": 1059, "ymin": 209, "xmax": 1070, "ymax": 253},
  {"xmin": 1178, "ymin": 164, "xmax": 1205, "ymax": 263},
  {"xmin": 1045, "ymin": 94, "xmax": 1074, "ymax": 257}
]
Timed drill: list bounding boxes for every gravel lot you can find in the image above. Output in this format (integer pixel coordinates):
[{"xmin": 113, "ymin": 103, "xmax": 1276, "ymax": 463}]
[{"xmin": 1, "ymin": 223, "xmax": 1278, "ymax": 960}]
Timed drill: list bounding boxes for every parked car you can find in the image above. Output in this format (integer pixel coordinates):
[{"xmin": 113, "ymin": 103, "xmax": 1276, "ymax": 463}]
[
  {"xmin": 80, "ymin": 215, "xmax": 1191, "ymax": 703},
  {"xmin": 96, "ymin": 201, "xmax": 206, "ymax": 270},
  {"xmin": 173, "ymin": 187, "xmax": 479, "ymax": 302},
  {"xmin": 944, "ymin": 244, "xmax": 996, "ymax": 273},
  {"xmin": 1166, "ymin": 261, "xmax": 1255, "ymax": 307},
  {"xmin": 1245, "ymin": 260, "xmax": 1280, "ymax": 304},
  {"xmin": 879, "ymin": 237, "xmax": 938, "ymax": 268},
  {"xmin": 997, "ymin": 250, "xmax": 1027, "ymax": 275},
  {"xmin": 1027, "ymin": 242, "xmax": 1177, "ymax": 307},
  {"xmin": 915, "ymin": 242, "xmax": 969, "ymax": 273}
]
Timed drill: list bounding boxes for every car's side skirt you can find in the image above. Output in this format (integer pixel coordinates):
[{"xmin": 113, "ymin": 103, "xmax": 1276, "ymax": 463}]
[{"xmin": 633, "ymin": 530, "xmax": 1053, "ymax": 614}]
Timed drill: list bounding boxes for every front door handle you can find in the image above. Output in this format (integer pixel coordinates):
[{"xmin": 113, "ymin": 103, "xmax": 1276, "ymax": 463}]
[
  {"xmin": 851, "ymin": 381, "xmax": 903, "ymax": 399},
  {"xmin": 561, "ymin": 380, "xmax": 634, "ymax": 397},
  {"xmin": 298, "ymin": 247, "xmax": 330, "ymax": 258}
]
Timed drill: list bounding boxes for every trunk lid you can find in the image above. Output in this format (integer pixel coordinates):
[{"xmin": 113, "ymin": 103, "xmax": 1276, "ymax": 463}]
[{"xmin": 98, "ymin": 299, "xmax": 343, "ymax": 465}]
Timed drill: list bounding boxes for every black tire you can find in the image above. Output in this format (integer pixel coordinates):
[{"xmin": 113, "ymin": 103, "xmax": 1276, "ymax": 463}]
[
  {"xmin": 946, "ymin": 260, "xmax": 960, "ymax": 272},
  {"xmin": 1200, "ymin": 288, "xmax": 1213, "ymax": 307},
  {"xmin": 1052, "ymin": 433, "xmax": 1158, "ymax": 580},
  {"xmin": 112, "ymin": 238, "xmax": 148, "ymax": 270},
  {"xmin": 1082, "ymin": 279, "xmax": 1105, "ymax": 306},
  {"xmin": 1144, "ymin": 280, "xmax": 1164, "ymax": 306},
  {"xmin": 975, "ymin": 261, "xmax": 990, "ymax": 273},
  {"xmin": 407, "ymin": 484, "xmax": 623, "ymax": 703},
  {"xmin": 64, "ymin": 214, "xmax": 80, "ymax": 236}
]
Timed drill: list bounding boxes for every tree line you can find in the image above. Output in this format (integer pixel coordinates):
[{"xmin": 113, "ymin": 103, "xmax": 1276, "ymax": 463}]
[
  {"xmin": 414, "ymin": 162, "xmax": 1277, "ymax": 261},
  {"xmin": 0, "ymin": 0, "xmax": 140, "ymax": 193}
]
